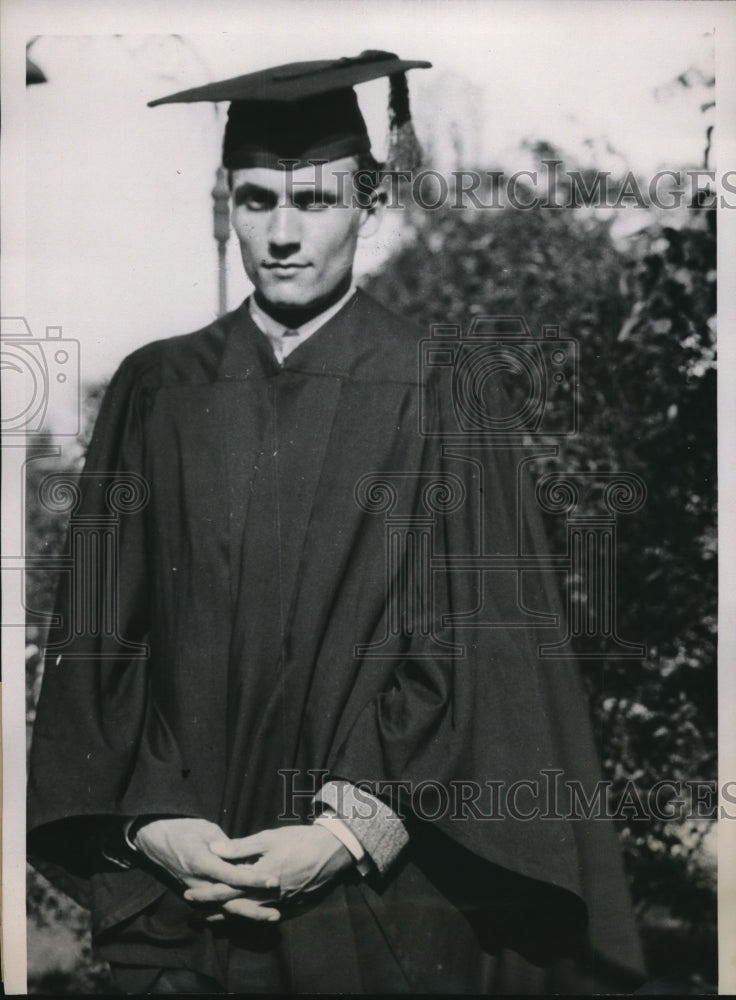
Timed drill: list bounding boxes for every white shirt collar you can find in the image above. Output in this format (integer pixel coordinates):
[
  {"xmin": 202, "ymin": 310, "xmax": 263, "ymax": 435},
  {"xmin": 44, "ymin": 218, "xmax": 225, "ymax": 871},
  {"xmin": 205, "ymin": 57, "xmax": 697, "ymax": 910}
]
[{"xmin": 249, "ymin": 285, "xmax": 357, "ymax": 364}]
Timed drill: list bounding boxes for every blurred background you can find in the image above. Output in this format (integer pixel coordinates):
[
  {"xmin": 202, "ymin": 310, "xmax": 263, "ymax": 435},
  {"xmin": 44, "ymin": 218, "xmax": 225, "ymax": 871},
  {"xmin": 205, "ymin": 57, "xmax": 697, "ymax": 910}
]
[{"xmin": 14, "ymin": 0, "xmax": 720, "ymax": 992}]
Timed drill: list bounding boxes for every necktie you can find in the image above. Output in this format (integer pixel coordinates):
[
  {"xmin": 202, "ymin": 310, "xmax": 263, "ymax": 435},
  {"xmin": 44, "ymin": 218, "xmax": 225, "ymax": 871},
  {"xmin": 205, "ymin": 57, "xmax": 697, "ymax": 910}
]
[{"xmin": 278, "ymin": 327, "xmax": 300, "ymax": 364}]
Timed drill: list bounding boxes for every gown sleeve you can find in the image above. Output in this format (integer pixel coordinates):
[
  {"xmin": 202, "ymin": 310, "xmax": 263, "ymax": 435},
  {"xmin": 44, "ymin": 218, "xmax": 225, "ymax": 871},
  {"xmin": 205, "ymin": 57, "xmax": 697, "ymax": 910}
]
[
  {"xmin": 326, "ymin": 371, "xmax": 644, "ymax": 976},
  {"xmin": 27, "ymin": 347, "xmax": 205, "ymax": 914}
]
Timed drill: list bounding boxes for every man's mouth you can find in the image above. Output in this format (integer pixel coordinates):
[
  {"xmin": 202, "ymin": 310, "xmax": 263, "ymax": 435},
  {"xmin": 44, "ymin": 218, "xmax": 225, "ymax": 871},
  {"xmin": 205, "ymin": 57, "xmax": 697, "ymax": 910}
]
[{"xmin": 262, "ymin": 262, "xmax": 310, "ymax": 270}]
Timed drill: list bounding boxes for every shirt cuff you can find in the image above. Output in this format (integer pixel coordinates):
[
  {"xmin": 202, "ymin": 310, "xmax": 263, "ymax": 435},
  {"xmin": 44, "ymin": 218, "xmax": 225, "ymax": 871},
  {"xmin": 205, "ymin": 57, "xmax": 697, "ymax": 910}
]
[
  {"xmin": 315, "ymin": 780, "xmax": 409, "ymax": 876},
  {"xmin": 313, "ymin": 814, "xmax": 371, "ymax": 876}
]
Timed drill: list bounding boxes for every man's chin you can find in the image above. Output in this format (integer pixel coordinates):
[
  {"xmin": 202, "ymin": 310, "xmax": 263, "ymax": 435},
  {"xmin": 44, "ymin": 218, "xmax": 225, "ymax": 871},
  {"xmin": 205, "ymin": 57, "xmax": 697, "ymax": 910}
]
[{"xmin": 258, "ymin": 280, "xmax": 310, "ymax": 305}]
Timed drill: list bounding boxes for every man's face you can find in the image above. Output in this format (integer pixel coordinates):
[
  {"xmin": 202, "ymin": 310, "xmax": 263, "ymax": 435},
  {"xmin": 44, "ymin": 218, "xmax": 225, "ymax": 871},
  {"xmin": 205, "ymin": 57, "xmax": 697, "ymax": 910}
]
[{"xmin": 231, "ymin": 157, "xmax": 375, "ymax": 309}]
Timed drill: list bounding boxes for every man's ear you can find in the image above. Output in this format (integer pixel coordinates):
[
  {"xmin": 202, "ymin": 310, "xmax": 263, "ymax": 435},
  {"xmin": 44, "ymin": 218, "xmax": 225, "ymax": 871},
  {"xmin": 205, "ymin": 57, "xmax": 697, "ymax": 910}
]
[{"xmin": 358, "ymin": 191, "xmax": 384, "ymax": 238}]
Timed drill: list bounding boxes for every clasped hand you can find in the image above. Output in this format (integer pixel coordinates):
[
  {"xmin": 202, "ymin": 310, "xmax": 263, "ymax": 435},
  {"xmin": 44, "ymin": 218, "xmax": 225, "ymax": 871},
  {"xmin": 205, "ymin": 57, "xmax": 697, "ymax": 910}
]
[{"xmin": 133, "ymin": 818, "xmax": 353, "ymax": 923}]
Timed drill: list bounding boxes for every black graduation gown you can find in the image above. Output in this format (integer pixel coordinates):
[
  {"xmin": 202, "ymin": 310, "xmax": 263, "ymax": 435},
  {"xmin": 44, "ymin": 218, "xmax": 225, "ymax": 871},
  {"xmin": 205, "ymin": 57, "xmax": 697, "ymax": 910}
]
[{"xmin": 27, "ymin": 290, "xmax": 645, "ymax": 992}]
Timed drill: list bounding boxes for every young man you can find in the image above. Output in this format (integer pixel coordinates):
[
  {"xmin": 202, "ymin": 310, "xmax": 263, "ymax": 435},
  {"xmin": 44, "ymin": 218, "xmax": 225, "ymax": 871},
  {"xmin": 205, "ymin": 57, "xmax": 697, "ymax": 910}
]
[{"xmin": 28, "ymin": 51, "xmax": 644, "ymax": 993}]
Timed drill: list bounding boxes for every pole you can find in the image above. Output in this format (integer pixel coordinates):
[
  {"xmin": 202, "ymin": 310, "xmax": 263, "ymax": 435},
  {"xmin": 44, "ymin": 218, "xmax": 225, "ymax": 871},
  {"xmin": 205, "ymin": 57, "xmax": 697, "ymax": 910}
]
[{"xmin": 212, "ymin": 165, "xmax": 231, "ymax": 316}]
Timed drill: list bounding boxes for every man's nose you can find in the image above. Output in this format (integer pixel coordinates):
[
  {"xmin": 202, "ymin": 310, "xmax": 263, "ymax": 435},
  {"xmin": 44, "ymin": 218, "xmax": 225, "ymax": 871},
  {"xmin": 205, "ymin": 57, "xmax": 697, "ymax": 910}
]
[{"xmin": 268, "ymin": 205, "xmax": 302, "ymax": 256}]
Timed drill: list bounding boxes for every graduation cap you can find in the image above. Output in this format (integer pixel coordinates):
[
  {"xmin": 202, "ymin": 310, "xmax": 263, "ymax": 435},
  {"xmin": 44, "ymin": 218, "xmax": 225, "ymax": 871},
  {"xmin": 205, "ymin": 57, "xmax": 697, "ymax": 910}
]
[{"xmin": 148, "ymin": 49, "xmax": 431, "ymax": 171}]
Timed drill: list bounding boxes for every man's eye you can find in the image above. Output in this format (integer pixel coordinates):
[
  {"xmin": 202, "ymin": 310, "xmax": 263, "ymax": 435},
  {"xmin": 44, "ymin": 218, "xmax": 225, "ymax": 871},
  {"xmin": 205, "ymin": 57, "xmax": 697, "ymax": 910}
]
[
  {"xmin": 296, "ymin": 197, "xmax": 328, "ymax": 211},
  {"xmin": 244, "ymin": 195, "xmax": 272, "ymax": 211},
  {"xmin": 233, "ymin": 188, "xmax": 278, "ymax": 211}
]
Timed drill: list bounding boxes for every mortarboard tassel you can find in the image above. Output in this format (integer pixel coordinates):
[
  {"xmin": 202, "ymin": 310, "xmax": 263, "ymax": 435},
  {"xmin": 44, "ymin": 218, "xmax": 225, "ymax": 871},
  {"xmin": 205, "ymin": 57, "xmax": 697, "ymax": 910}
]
[{"xmin": 386, "ymin": 72, "xmax": 424, "ymax": 173}]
